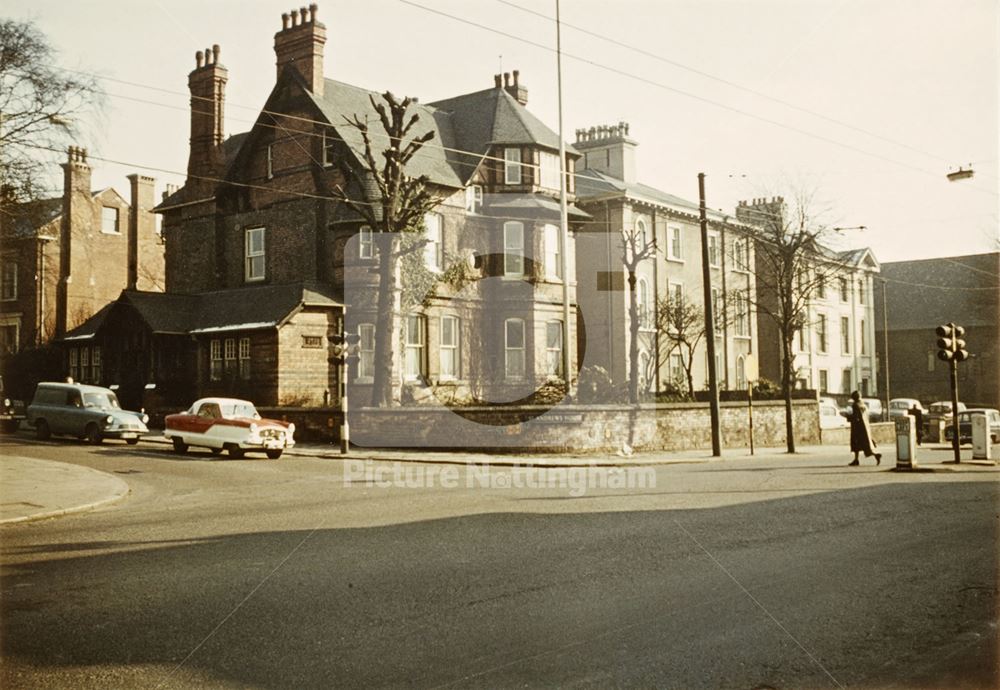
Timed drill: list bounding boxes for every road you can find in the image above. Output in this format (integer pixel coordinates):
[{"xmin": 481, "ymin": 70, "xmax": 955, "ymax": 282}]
[{"xmin": 1, "ymin": 435, "xmax": 997, "ymax": 689}]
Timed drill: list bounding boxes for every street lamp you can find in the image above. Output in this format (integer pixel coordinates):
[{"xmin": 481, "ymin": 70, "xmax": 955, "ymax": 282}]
[{"xmin": 946, "ymin": 166, "xmax": 975, "ymax": 182}]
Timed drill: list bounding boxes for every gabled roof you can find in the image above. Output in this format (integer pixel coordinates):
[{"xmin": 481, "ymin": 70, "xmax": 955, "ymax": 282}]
[
  {"xmin": 62, "ymin": 282, "xmax": 343, "ymax": 341},
  {"xmin": 7, "ymin": 197, "xmax": 63, "ymax": 238},
  {"xmin": 836, "ymin": 247, "xmax": 880, "ymax": 272},
  {"xmin": 575, "ymin": 169, "xmax": 731, "ymax": 222}
]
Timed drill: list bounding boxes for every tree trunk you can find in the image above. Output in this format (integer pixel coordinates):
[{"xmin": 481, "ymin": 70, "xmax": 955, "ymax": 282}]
[
  {"xmin": 627, "ymin": 270, "xmax": 639, "ymax": 404},
  {"xmin": 371, "ymin": 234, "xmax": 401, "ymax": 407},
  {"xmin": 781, "ymin": 333, "xmax": 796, "ymax": 453}
]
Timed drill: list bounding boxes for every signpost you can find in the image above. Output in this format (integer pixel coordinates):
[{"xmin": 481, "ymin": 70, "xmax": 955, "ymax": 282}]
[{"xmin": 745, "ymin": 355, "xmax": 758, "ymax": 456}]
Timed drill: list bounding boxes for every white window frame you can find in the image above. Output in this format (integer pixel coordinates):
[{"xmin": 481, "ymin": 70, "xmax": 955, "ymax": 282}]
[
  {"xmin": 817, "ymin": 314, "xmax": 828, "ymax": 353},
  {"xmin": 669, "ymin": 352, "xmax": 684, "ymax": 384},
  {"xmin": 839, "ymin": 277, "xmax": 849, "ymax": 302},
  {"xmin": 504, "ymin": 148, "xmax": 522, "ymax": 185},
  {"xmin": 358, "ymin": 226, "xmax": 374, "ymax": 260},
  {"xmin": 424, "ymin": 212, "xmax": 443, "ymax": 271},
  {"xmin": 819, "ymin": 369, "xmax": 828, "ymax": 393},
  {"xmin": 439, "ymin": 315, "xmax": 459, "ymax": 380},
  {"xmin": 504, "ymin": 318, "xmax": 526, "ymax": 380},
  {"xmin": 358, "ymin": 323, "xmax": 375, "ymax": 380},
  {"xmin": 224, "ymin": 337, "xmax": 237, "ymax": 378},
  {"xmin": 210, "ymin": 339, "xmax": 222, "ymax": 381},
  {"xmin": 1, "ymin": 261, "xmax": 16, "ymax": 301},
  {"xmin": 245, "ymin": 227, "xmax": 266, "ymax": 282},
  {"xmin": 545, "ymin": 320, "xmax": 563, "ymax": 377},
  {"xmin": 322, "ymin": 130, "xmax": 336, "ymax": 167},
  {"xmin": 465, "ymin": 185, "xmax": 483, "ymax": 214},
  {"xmin": 668, "ymin": 225, "xmax": 683, "ymax": 261},
  {"xmin": 735, "ymin": 290, "xmax": 749, "ymax": 337},
  {"xmin": 503, "ymin": 221, "xmax": 524, "ymax": 278},
  {"xmin": 101, "ymin": 206, "xmax": 119, "ymax": 234},
  {"xmin": 544, "ymin": 223, "xmax": 561, "ymax": 280},
  {"xmin": 734, "ymin": 239, "xmax": 748, "ymax": 272},
  {"xmin": 538, "ymin": 151, "xmax": 560, "ymax": 190},
  {"xmin": 266, "ymin": 143, "xmax": 274, "ymax": 179},
  {"xmin": 404, "ymin": 314, "xmax": 426, "ymax": 382},
  {"xmin": 708, "ymin": 231, "xmax": 720, "ymax": 267},
  {"xmin": 841, "ymin": 316, "xmax": 851, "ymax": 354},
  {"xmin": 736, "ymin": 356, "xmax": 746, "ymax": 391},
  {"xmin": 638, "ymin": 278, "xmax": 651, "ymax": 329}
]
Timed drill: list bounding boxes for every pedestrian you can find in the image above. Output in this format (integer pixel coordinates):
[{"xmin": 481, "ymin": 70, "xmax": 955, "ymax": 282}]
[
  {"xmin": 848, "ymin": 390, "xmax": 881, "ymax": 466},
  {"xmin": 908, "ymin": 403, "xmax": 924, "ymax": 445}
]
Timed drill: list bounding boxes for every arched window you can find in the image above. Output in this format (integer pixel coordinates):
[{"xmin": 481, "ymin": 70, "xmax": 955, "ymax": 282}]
[
  {"xmin": 736, "ymin": 355, "xmax": 746, "ymax": 391},
  {"xmin": 638, "ymin": 277, "xmax": 650, "ymax": 328}
]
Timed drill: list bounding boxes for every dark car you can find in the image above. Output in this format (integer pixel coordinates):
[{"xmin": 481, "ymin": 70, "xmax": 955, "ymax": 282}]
[
  {"xmin": 943, "ymin": 409, "xmax": 1000, "ymax": 445},
  {"xmin": 0, "ymin": 375, "xmax": 27, "ymax": 433},
  {"xmin": 27, "ymin": 382, "xmax": 149, "ymax": 444}
]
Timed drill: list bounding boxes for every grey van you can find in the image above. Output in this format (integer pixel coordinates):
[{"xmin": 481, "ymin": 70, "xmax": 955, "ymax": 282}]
[{"xmin": 27, "ymin": 382, "xmax": 149, "ymax": 444}]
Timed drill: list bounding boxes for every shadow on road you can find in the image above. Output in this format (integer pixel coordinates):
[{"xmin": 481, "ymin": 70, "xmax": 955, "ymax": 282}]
[{"xmin": 2, "ymin": 481, "xmax": 997, "ymax": 689}]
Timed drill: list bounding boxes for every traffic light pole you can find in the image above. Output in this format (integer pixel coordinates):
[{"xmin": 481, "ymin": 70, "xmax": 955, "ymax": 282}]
[
  {"xmin": 949, "ymin": 359, "xmax": 960, "ymax": 463},
  {"xmin": 340, "ymin": 356, "xmax": 350, "ymax": 455}
]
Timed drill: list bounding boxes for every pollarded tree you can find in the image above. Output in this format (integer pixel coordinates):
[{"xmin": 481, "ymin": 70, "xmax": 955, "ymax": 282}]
[
  {"xmin": 0, "ymin": 19, "xmax": 102, "ymax": 221},
  {"xmin": 331, "ymin": 92, "xmax": 440, "ymax": 407},
  {"xmin": 620, "ymin": 225, "xmax": 658, "ymax": 404}
]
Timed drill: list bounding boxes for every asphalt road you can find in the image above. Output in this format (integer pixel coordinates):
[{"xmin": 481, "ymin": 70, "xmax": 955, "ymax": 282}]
[{"xmin": 1, "ymin": 436, "xmax": 997, "ymax": 689}]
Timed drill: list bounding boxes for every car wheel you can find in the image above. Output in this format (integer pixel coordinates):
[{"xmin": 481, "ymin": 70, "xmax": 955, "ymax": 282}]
[
  {"xmin": 266, "ymin": 449, "xmax": 283, "ymax": 460},
  {"xmin": 35, "ymin": 419, "xmax": 50, "ymax": 441},
  {"xmin": 210, "ymin": 447, "xmax": 223, "ymax": 456},
  {"xmin": 85, "ymin": 423, "xmax": 103, "ymax": 445},
  {"xmin": 172, "ymin": 437, "xmax": 188, "ymax": 454},
  {"xmin": 126, "ymin": 438, "xmax": 139, "ymax": 445},
  {"xmin": 227, "ymin": 445, "xmax": 245, "ymax": 459}
]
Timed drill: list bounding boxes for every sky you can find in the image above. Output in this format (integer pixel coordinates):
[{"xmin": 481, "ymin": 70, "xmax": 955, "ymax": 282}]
[{"xmin": 6, "ymin": 0, "xmax": 998, "ymax": 262}]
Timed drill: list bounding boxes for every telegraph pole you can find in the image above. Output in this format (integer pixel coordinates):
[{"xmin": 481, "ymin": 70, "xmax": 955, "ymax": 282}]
[{"xmin": 699, "ymin": 173, "xmax": 721, "ymax": 456}]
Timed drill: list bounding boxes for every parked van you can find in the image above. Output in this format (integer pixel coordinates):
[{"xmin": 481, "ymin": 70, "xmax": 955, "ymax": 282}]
[{"xmin": 27, "ymin": 382, "xmax": 149, "ymax": 444}]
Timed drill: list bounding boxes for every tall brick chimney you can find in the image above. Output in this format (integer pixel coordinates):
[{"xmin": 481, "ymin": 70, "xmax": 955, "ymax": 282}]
[
  {"xmin": 274, "ymin": 4, "xmax": 326, "ymax": 97},
  {"xmin": 187, "ymin": 44, "xmax": 227, "ymax": 195},
  {"xmin": 127, "ymin": 174, "xmax": 157, "ymax": 291},
  {"xmin": 56, "ymin": 146, "xmax": 92, "ymax": 337}
]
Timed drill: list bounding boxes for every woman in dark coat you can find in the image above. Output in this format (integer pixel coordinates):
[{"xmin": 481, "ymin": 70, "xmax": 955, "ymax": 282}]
[{"xmin": 848, "ymin": 390, "xmax": 881, "ymax": 466}]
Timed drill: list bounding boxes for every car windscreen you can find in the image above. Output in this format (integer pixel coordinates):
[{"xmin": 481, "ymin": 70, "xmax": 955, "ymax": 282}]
[
  {"xmin": 84, "ymin": 392, "xmax": 121, "ymax": 410},
  {"xmin": 221, "ymin": 402, "xmax": 259, "ymax": 419}
]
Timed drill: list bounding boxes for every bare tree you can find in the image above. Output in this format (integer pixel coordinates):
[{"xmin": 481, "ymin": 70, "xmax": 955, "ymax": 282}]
[
  {"xmin": 655, "ymin": 293, "xmax": 704, "ymax": 399},
  {"xmin": 0, "ymin": 19, "xmax": 102, "ymax": 220},
  {"xmin": 331, "ymin": 92, "xmax": 439, "ymax": 407},
  {"xmin": 620, "ymin": 226, "xmax": 657, "ymax": 404},
  {"xmin": 740, "ymin": 191, "xmax": 847, "ymax": 453}
]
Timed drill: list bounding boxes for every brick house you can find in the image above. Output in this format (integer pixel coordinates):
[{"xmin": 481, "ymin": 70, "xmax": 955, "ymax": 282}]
[
  {"xmin": 736, "ymin": 197, "xmax": 881, "ymax": 397},
  {"xmin": 574, "ymin": 124, "xmax": 758, "ymax": 395},
  {"xmin": 73, "ymin": 3, "xmax": 589, "ymax": 410},
  {"xmin": 874, "ymin": 252, "xmax": 998, "ymax": 409},
  {"xmin": 0, "ymin": 147, "xmax": 164, "ymax": 358}
]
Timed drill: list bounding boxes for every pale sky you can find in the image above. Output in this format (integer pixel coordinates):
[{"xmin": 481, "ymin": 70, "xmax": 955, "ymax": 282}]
[{"xmin": 7, "ymin": 0, "xmax": 999, "ymax": 262}]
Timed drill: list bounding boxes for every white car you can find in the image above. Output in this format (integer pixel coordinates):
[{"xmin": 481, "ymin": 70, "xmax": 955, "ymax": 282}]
[
  {"xmin": 820, "ymin": 402, "xmax": 849, "ymax": 429},
  {"xmin": 888, "ymin": 398, "xmax": 927, "ymax": 419},
  {"xmin": 164, "ymin": 397, "xmax": 295, "ymax": 459}
]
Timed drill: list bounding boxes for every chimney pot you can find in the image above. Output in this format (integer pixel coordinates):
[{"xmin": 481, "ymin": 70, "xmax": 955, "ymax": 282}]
[
  {"xmin": 212, "ymin": 44, "xmax": 220, "ymax": 64},
  {"xmin": 512, "ymin": 69, "xmax": 519, "ymax": 86},
  {"xmin": 309, "ymin": 3, "xmax": 318, "ymax": 20},
  {"xmin": 196, "ymin": 50, "xmax": 204, "ymax": 68},
  {"xmin": 291, "ymin": 8, "xmax": 299, "ymax": 25},
  {"xmin": 300, "ymin": 6, "xmax": 308, "ymax": 23},
  {"xmin": 494, "ymin": 73, "xmax": 502, "ymax": 88},
  {"xmin": 282, "ymin": 12, "xmax": 290, "ymax": 29},
  {"xmin": 503, "ymin": 72, "xmax": 510, "ymax": 87}
]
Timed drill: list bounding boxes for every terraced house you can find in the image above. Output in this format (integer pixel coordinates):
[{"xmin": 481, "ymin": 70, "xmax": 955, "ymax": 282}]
[{"xmin": 66, "ymin": 3, "xmax": 588, "ymax": 410}]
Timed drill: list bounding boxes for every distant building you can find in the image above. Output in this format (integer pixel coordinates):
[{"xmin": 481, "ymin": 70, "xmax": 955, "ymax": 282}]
[
  {"xmin": 736, "ymin": 197, "xmax": 881, "ymax": 398},
  {"xmin": 0, "ymin": 147, "xmax": 164, "ymax": 357},
  {"xmin": 574, "ymin": 124, "xmax": 758, "ymax": 395},
  {"xmin": 875, "ymin": 252, "xmax": 999, "ymax": 408}
]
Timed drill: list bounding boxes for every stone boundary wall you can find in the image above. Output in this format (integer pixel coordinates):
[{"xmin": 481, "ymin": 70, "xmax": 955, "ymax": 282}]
[{"xmin": 261, "ymin": 399, "xmax": 821, "ymax": 452}]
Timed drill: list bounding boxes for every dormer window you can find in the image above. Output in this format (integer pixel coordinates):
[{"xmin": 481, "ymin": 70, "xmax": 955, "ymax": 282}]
[{"xmin": 504, "ymin": 148, "xmax": 521, "ymax": 184}]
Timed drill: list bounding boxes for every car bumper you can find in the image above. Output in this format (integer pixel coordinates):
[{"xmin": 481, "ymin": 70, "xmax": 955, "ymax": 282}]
[{"xmin": 103, "ymin": 428, "xmax": 148, "ymax": 440}]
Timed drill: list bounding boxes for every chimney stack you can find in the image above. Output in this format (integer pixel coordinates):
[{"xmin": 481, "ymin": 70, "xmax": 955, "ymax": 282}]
[
  {"xmin": 503, "ymin": 68, "xmax": 528, "ymax": 105},
  {"xmin": 274, "ymin": 3, "xmax": 326, "ymax": 97},
  {"xmin": 127, "ymin": 174, "xmax": 158, "ymax": 291},
  {"xmin": 572, "ymin": 122, "xmax": 637, "ymax": 183},
  {"xmin": 56, "ymin": 146, "xmax": 93, "ymax": 336},
  {"xmin": 187, "ymin": 44, "xmax": 228, "ymax": 195}
]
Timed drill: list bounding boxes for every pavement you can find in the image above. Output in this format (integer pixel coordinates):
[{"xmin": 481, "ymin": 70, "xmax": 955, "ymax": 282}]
[{"xmin": 1, "ymin": 431, "xmax": 995, "ymax": 525}]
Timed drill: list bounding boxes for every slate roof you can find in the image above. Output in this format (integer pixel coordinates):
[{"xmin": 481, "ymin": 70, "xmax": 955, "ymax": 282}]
[
  {"xmin": 485, "ymin": 194, "xmax": 590, "ymax": 220},
  {"xmin": 575, "ymin": 169, "xmax": 731, "ymax": 222},
  {"xmin": 6, "ymin": 197, "xmax": 63, "ymax": 238},
  {"xmin": 881, "ymin": 253, "xmax": 999, "ymax": 331},
  {"xmin": 62, "ymin": 282, "xmax": 344, "ymax": 340}
]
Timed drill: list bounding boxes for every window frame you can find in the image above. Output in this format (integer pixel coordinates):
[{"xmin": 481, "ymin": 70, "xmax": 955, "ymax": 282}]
[
  {"xmin": 358, "ymin": 323, "xmax": 375, "ymax": 380},
  {"xmin": 504, "ymin": 318, "xmax": 526, "ymax": 380},
  {"xmin": 245, "ymin": 227, "xmax": 266, "ymax": 282},
  {"xmin": 424, "ymin": 212, "xmax": 443, "ymax": 271},
  {"xmin": 668, "ymin": 225, "xmax": 683, "ymax": 261},
  {"xmin": 1, "ymin": 261, "xmax": 17, "ymax": 301},
  {"xmin": 210, "ymin": 339, "xmax": 222, "ymax": 381},
  {"xmin": 465, "ymin": 184, "xmax": 483, "ymax": 214},
  {"xmin": 503, "ymin": 221, "xmax": 525, "ymax": 278},
  {"xmin": 403, "ymin": 314, "xmax": 426, "ymax": 382},
  {"xmin": 841, "ymin": 316, "xmax": 851, "ymax": 354},
  {"xmin": 358, "ymin": 226, "xmax": 374, "ymax": 260},
  {"xmin": 238, "ymin": 337, "xmax": 251, "ymax": 380},
  {"xmin": 708, "ymin": 231, "xmax": 720, "ymax": 267},
  {"xmin": 266, "ymin": 143, "xmax": 274, "ymax": 179},
  {"xmin": 543, "ymin": 223, "xmax": 561, "ymax": 280},
  {"xmin": 817, "ymin": 313, "xmax": 828, "ymax": 354},
  {"xmin": 101, "ymin": 206, "xmax": 120, "ymax": 234},
  {"xmin": 439, "ymin": 315, "xmax": 459, "ymax": 380},
  {"xmin": 546, "ymin": 320, "xmax": 563, "ymax": 377},
  {"xmin": 322, "ymin": 130, "xmax": 336, "ymax": 167},
  {"xmin": 504, "ymin": 148, "xmax": 522, "ymax": 185},
  {"xmin": 538, "ymin": 150, "xmax": 560, "ymax": 190}
]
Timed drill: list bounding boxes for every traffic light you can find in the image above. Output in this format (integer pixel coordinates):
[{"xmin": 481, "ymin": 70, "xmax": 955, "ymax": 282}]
[
  {"xmin": 935, "ymin": 322, "xmax": 969, "ymax": 362},
  {"xmin": 330, "ymin": 330, "xmax": 362, "ymax": 364}
]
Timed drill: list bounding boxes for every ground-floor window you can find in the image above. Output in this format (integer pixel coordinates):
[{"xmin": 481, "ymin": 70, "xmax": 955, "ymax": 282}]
[
  {"xmin": 358, "ymin": 324, "xmax": 375, "ymax": 380},
  {"xmin": 505, "ymin": 318, "xmax": 525, "ymax": 380},
  {"xmin": 210, "ymin": 340, "xmax": 222, "ymax": 381},
  {"xmin": 546, "ymin": 320, "xmax": 563, "ymax": 377},
  {"xmin": 440, "ymin": 315, "xmax": 459, "ymax": 380},
  {"xmin": 238, "ymin": 337, "xmax": 251, "ymax": 380},
  {"xmin": 404, "ymin": 314, "xmax": 426, "ymax": 381}
]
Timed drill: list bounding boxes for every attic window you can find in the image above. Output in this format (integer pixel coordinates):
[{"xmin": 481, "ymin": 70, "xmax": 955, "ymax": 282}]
[
  {"xmin": 101, "ymin": 206, "xmax": 120, "ymax": 234},
  {"xmin": 323, "ymin": 130, "xmax": 336, "ymax": 167},
  {"xmin": 504, "ymin": 148, "xmax": 521, "ymax": 185}
]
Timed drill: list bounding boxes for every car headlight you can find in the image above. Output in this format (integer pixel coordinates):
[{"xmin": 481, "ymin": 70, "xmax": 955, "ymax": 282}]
[
  {"xmin": 141, "ymin": 413, "xmax": 149, "ymax": 424},
  {"xmin": 3, "ymin": 398, "xmax": 9, "ymax": 407},
  {"xmin": 105, "ymin": 415, "xmax": 114, "ymax": 425}
]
